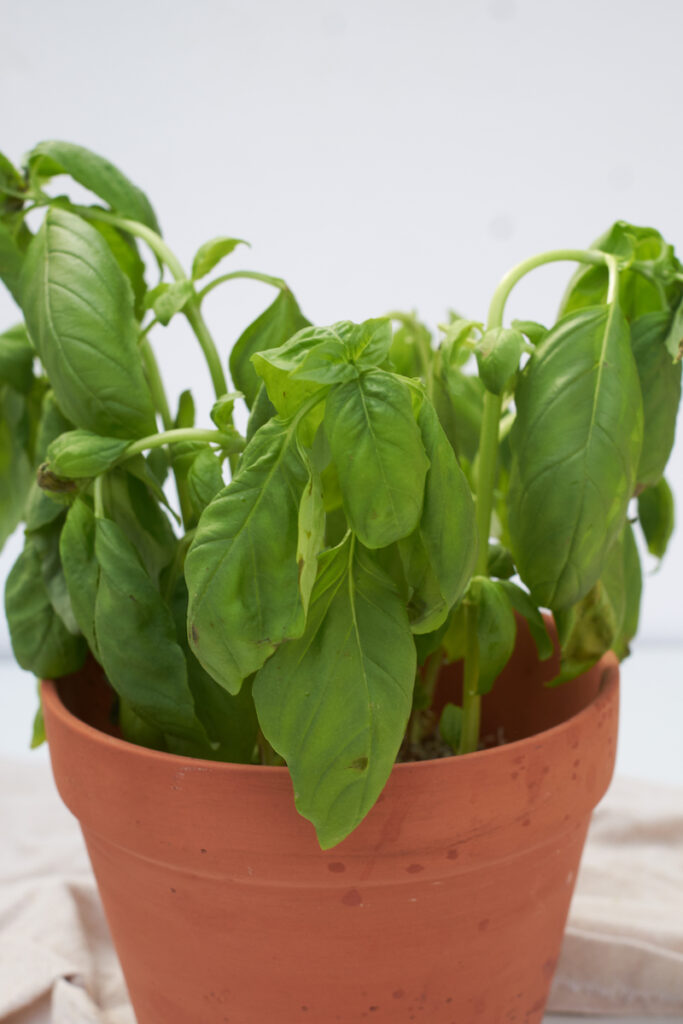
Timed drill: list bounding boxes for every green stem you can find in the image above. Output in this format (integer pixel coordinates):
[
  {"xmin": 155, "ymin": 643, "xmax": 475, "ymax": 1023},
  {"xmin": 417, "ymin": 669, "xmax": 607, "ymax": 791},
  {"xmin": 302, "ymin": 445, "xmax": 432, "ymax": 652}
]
[
  {"xmin": 140, "ymin": 338, "xmax": 194, "ymax": 528},
  {"xmin": 183, "ymin": 302, "xmax": 229, "ymax": 399},
  {"xmin": 123, "ymin": 427, "xmax": 244, "ymax": 460},
  {"xmin": 458, "ymin": 601, "xmax": 480, "ymax": 754},
  {"xmin": 458, "ymin": 246, "xmax": 620, "ymax": 753},
  {"xmin": 197, "ymin": 270, "xmax": 287, "ymax": 303},
  {"xmin": 93, "ymin": 475, "xmax": 105, "ymax": 519}
]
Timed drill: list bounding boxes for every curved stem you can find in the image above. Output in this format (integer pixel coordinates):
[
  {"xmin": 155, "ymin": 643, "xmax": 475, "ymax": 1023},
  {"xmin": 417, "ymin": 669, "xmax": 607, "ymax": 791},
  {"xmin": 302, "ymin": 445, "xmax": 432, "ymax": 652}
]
[
  {"xmin": 183, "ymin": 302, "xmax": 228, "ymax": 399},
  {"xmin": 198, "ymin": 270, "xmax": 287, "ymax": 303},
  {"xmin": 123, "ymin": 427, "xmax": 244, "ymax": 461}
]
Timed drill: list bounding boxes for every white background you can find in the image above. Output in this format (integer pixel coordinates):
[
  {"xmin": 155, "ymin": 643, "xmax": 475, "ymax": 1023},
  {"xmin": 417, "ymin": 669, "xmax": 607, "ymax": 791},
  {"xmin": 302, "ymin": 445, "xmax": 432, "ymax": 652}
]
[{"xmin": 1, "ymin": 0, "xmax": 682, "ymax": 770}]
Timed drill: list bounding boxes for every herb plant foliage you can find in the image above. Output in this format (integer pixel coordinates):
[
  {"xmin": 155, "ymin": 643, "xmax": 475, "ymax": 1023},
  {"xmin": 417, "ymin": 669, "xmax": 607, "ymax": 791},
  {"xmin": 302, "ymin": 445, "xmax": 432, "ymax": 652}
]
[{"xmin": 1, "ymin": 142, "xmax": 680, "ymax": 847}]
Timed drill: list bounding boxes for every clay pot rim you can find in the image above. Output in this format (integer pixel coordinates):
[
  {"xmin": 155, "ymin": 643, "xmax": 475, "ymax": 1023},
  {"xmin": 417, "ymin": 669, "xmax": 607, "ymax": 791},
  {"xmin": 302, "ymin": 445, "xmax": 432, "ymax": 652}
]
[{"xmin": 41, "ymin": 650, "xmax": 618, "ymax": 776}]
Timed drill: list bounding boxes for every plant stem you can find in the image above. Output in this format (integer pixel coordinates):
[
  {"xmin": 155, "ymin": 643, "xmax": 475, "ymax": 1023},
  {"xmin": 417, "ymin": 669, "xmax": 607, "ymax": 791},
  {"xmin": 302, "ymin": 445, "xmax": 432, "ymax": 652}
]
[
  {"xmin": 197, "ymin": 269, "xmax": 287, "ymax": 303},
  {"xmin": 458, "ymin": 601, "xmax": 480, "ymax": 754},
  {"xmin": 457, "ymin": 245, "xmax": 619, "ymax": 754},
  {"xmin": 93, "ymin": 476, "xmax": 105, "ymax": 519},
  {"xmin": 123, "ymin": 427, "xmax": 244, "ymax": 460}
]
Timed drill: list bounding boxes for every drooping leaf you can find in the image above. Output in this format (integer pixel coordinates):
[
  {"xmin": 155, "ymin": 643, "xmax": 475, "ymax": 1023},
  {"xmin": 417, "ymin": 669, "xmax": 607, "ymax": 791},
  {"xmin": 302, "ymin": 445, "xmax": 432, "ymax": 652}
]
[
  {"xmin": 46, "ymin": 430, "xmax": 129, "ymax": 478},
  {"xmin": 638, "ymin": 477, "xmax": 675, "ymax": 560},
  {"xmin": 296, "ymin": 452, "xmax": 325, "ymax": 616},
  {"xmin": 253, "ymin": 537, "xmax": 415, "ymax": 849},
  {"xmin": 93, "ymin": 517, "xmax": 204, "ymax": 742},
  {"xmin": 617, "ymin": 521, "xmax": 642, "ymax": 658},
  {"xmin": 20, "ymin": 207, "xmax": 156, "ymax": 438},
  {"xmin": 630, "ymin": 312, "xmax": 681, "ymax": 487},
  {"xmin": 191, "ymin": 236, "xmax": 249, "ymax": 279},
  {"xmin": 498, "ymin": 580, "xmax": 553, "ymax": 661},
  {"xmin": 27, "ymin": 140, "xmax": 160, "ymax": 232},
  {"xmin": 468, "ymin": 576, "xmax": 517, "ymax": 694},
  {"xmin": 508, "ymin": 304, "xmax": 643, "ymax": 610},
  {"xmin": 186, "ymin": 417, "xmax": 308, "ymax": 694},
  {"xmin": 399, "ymin": 399, "xmax": 476, "ymax": 633},
  {"xmin": 324, "ymin": 370, "xmax": 429, "ymax": 549},
  {"xmin": 59, "ymin": 497, "xmax": 99, "ymax": 654},
  {"xmin": 0, "ymin": 385, "xmax": 34, "ymax": 549},
  {"xmin": 5, "ymin": 536, "xmax": 86, "ymax": 677},
  {"xmin": 229, "ymin": 288, "xmax": 309, "ymax": 408},
  {"xmin": 30, "ymin": 516, "xmax": 80, "ymax": 636}
]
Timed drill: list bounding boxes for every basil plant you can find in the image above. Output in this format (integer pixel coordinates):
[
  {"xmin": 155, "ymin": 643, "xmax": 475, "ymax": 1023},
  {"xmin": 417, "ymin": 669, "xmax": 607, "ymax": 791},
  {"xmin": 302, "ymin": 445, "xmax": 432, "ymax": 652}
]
[{"xmin": 0, "ymin": 142, "xmax": 680, "ymax": 848}]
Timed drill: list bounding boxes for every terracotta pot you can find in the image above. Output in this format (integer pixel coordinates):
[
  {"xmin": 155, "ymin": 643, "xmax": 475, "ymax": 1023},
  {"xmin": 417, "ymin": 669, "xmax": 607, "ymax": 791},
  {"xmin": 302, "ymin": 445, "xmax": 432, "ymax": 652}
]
[{"xmin": 42, "ymin": 617, "xmax": 619, "ymax": 1024}]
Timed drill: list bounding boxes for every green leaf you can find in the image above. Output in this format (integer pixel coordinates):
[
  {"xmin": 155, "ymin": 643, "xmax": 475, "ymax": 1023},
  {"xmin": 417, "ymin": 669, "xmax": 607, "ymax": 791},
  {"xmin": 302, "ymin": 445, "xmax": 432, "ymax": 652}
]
[
  {"xmin": 186, "ymin": 417, "xmax": 308, "ymax": 694},
  {"xmin": 0, "ymin": 324, "xmax": 34, "ymax": 392},
  {"xmin": 60, "ymin": 497, "xmax": 99, "ymax": 654},
  {"xmin": 433, "ymin": 365, "xmax": 485, "ymax": 463},
  {"xmin": 468, "ymin": 576, "xmax": 517, "ymax": 694},
  {"xmin": 46, "ymin": 430, "xmax": 129, "ymax": 478},
  {"xmin": 93, "ymin": 517, "xmax": 203, "ymax": 742},
  {"xmin": 388, "ymin": 315, "xmax": 432, "ymax": 377},
  {"xmin": 209, "ymin": 392, "xmax": 241, "ymax": 430},
  {"xmin": 508, "ymin": 304, "xmax": 643, "ymax": 609},
  {"xmin": 191, "ymin": 236, "xmax": 249, "ymax": 279},
  {"xmin": 30, "ymin": 516, "xmax": 80, "ymax": 636},
  {"xmin": 638, "ymin": 477, "xmax": 675, "ymax": 560},
  {"xmin": 0, "ymin": 218, "xmax": 31, "ymax": 304},
  {"xmin": 511, "ymin": 319, "xmax": 548, "ymax": 346},
  {"xmin": 487, "ymin": 542, "xmax": 515, "ymax": 579},
  {"xmin": 630, "ymin": 312, "xmax": 681, "ymax": 487},
  {"xmin": 147, "ymin": 280, "xmax": 194, "ymax": 325},
  {"xmin": 253, "ymin": 537, "xmax": 415, "ymax": 849},
  {"xmin": 246, "ymin": 383, "xmax": 277, "ymax": 441},
  {"xmin": 27, "ymin": 140, "xmax": 160, "ymax": 232},
  {"xmin": 618, "ymin": 522, "xmax": 642, "ymax": 657},
  {"xmin": 20, "ymin": 207, "xmax": 156, "ymax": 438},
  {"xmin": 168, "ymin": 577, "xmax": 258, "ymax": 762},
  {"xmin": 31, "ymin": 689, "xmax": 46, "ymax": 749},
  {"xmin": 24, "ymin": 392, "xmax": 74, "ymax": 531},
  {"xmin": 498, "ymin": 580, "xmax": 553, "ymax": 661},
  {"xmin": 664, "ymin": 293, "xmax": 683, "ymax": 362},
  {"xmin": 324, "ymin": 370, "xmax": 429, "ymax": 549},
  {"xmin": 0, "ymin": 386, "xmax": 34, "ymax": 550},
  {"xmin": 251, "ymin": 327, "xmax": 334, "ymax": 416},
  {"xmin": 90, "ymin": 219, "xmax": 147, "ymax": 320},
  {"xmin": 474, "ymin": 327, "xmax": 527, "ymax": 395},
  {"xmin": 399, "ymin": 400, "xmax": 476, "ymax": 633},
  {"xmin": 103, "ymin": 469, "xmax": 177, "ymax": 585},
  {"xmin": 229, "ymin": 288, "xmax": 309, "ymax": 408},
  {"xmin": 186, "ymin": 447, "xmax": 225, "ymax": 519},
  {"xmin": 552, "ymin": 526, "xmax": 629, "ymax": 684},
  {"xmin": 297, "ymin": 453, "xmax": 325, "ymax": 616},
  {"xmin": 5, "ymin": 536, "xmax": 86, "ymax": 677},
  {"xmin": 439, "ymin": 703, "xmax": 463, "ymax": 753}
]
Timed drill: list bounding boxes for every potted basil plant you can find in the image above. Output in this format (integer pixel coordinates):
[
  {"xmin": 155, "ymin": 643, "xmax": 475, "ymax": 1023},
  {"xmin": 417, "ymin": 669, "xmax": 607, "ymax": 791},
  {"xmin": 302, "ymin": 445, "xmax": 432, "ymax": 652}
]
[{"xmin": 0, "ymin": 141, "xmax": 679, "ymax": 1024}]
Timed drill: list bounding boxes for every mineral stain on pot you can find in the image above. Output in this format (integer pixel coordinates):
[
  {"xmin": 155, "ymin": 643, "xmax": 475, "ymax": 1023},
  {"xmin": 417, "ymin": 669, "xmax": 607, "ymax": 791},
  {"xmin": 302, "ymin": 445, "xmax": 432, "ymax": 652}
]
[
  {"xmin": 327, "ymin": 861, "xmax": 346, "ymax": 873},
  {"xmin": 406, "ymin": 863, "xmax": 424, "ymax": 873},
  {"xmin": 342, "ymin": 888, "xmax": 362, "ymax": 906}
]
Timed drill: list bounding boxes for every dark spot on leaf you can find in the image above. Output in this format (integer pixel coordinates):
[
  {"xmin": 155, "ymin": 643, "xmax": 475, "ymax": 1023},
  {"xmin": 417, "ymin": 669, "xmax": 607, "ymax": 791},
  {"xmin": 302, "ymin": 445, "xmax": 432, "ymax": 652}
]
[
  {"xmin": 349, "ymin": 756, "xmax": 368, "ymax": 771},
  {"xmin": 342, "ymin": 888, "xmax": 362, "ymax": 906},
  {"xmin": 327, "ymin": 861, "xmax": 346, "ymax": 873},
  {"xmin": 191, "ymin": 624, "xmax": 199, "ymax": 644}
]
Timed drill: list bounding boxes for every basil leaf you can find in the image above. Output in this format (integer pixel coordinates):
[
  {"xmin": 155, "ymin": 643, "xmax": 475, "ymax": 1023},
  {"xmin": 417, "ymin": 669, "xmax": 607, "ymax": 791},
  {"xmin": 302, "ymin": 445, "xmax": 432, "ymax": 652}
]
[
  {"xmin": 27, "ymin": 140, "xmax": 160, "ymax": 232},
  {"xmin": 0, "ymin": 324, "xmax": 34, "ymax": 393},
  {"xmin": 5, "ymin": 535, "xmax": 86, "ymax": 677},
  {"xmin": 388, "ymin": 317, "xmax": 431, "ymax": 377},
  {"xmin": 186, "ymin": 417, "xmax": 307, "ymax": 694},
  {"xmin": 297, "ymin": 452, "xmax": 325, "ymax": 616},
  {"xmin": 468, "ymin": 576, "xmax": 516, "ymax": 694},
  {"xmin": 90, "ymin": 220, "xmax": 147, "ymax": 320},
  {"xmin": 0, "ymin": 219, "xmax": 31, "ymax": 305},
  {"xmin": 46, "ymin": 430, "xmax": 129, "ymax": 478},
  {"xmin": 508, "ymin": 304, "xmax": 643, "ymax": 609},
  {"xmin": 30, "ymin": 517, "xmax": 80, "ymax": 636},
  {"xmin": 487, "ymin": 542, "xmax": 515, "ymax": 579},
  {"xmin": 498, "ymin": 580, "xmax": 553, "ymax": 661},
  {"xmin": 439, "ymin": 703, "xmax": 463, "ymax": 753},
  {"xmin": 0, "ymin": 385, "xmax": 34, "ymax": 549},
  {"xmin": 147, "ymin": 280, "xmax": 194, "ymax": 325},
  {"xmin": 433, "ymin": 366, "xmax": 485, "ymax": 463},
  {"xmin": 24, "ymin": 392, "xmax": 74, "ymax": 532},
  {"xmin": 246, "ymin": 383, "xmax": 277, "ymax": 441},
  {"xmin": 168, "ymin": 578, "xmax": 258, "ymax": 763},
  {"xmin": 664, "ymin": 293, "xmax": 683, "ymax": 363},
  {"xmin": 630, "ymin": 312, "xmax": 681, "ymax": 487},
  {"xmin": 253, "ymin": 537, "xmax": 415, "ymax": 849},
  {"xmin": 191, "ymin": 236, "xmax": 248, "ymax": 279},
  {"xmin": 93, "ymin": 517, "xmax": 204, "ymax": 742},
  {"xmin": 60, "ymin": 497, "xmax": 99, "ymax": 654},
  {"xmin": 399, "ymin": 400, "xmax": 476, "ymax": 633},
  {"xmin": 638, "ymin": 477, "xmax": 675, "ymax": 560},
  {"xmin": 20, "ymin": 208, "xmax": 156, "ymax": 438},
  {"xmin": 186, "ymin": 447, "xmax": 225, "ymax": 519},
  {"xmin": 324, "ymin": 370, "xmax": 429, "ymax": 549},
  {"xmin": 229, "ymin": 289, "xmax": 309, "ymax": 408},
  {"xmin": 251, "ymin": 328, "xmax": 331, "ymax": 416},
  {"xmin": 103, "ymin": 469, "xmax": 177, "ymax": 585},
  {"xmin": 617, "ymin": 522, "xmax": 642, "ymax": 658},
  {"xmin": 511, "ymin": 319, "xmax": 548, "ymax": 346}
]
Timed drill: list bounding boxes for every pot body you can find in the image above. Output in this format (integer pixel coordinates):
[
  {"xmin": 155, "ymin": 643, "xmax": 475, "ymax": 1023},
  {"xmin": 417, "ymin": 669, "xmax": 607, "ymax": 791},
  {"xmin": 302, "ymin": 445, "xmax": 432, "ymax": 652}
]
[{"xmin": 42, "ymin": 619, "xmax": 619, "ymax": 1024}]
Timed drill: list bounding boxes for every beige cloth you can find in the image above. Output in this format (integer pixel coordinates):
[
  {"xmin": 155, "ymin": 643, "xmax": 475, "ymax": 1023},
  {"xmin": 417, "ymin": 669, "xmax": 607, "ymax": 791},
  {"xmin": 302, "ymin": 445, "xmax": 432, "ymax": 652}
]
[{"xmin": 0, "ymin": 759, "xmax": 681, "ymax": 1022}]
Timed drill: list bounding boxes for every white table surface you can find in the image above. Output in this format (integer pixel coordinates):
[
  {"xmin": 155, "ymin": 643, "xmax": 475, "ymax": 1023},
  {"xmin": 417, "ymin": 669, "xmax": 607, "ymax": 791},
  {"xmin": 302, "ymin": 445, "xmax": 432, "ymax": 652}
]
[{"xmin": 2, "ymin": 644, "xmax": 682, "ymax": 1024}]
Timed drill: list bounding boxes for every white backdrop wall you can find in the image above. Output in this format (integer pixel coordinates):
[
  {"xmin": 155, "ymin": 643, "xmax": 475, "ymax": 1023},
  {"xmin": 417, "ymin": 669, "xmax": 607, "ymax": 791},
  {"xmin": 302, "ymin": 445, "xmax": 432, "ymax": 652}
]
[{"xmin": 1, "ymin": 0, "xmax": 681, "ymax": 657}]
